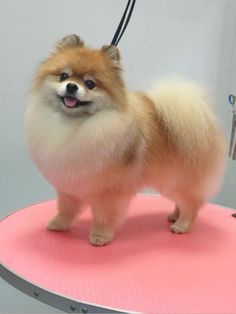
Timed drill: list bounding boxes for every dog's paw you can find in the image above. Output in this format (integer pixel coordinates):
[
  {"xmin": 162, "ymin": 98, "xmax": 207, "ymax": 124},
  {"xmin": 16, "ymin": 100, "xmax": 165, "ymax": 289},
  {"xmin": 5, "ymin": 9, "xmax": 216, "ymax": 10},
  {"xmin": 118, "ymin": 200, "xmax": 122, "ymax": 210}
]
[
  {"xmin": 89, "ymin": 229, "xmax": 114, "ymax": 246},
  {"xmin": 170, "ymin": 222, "xmax": 191, "ymax": 234},
  {"xmin": 47, "ymin": 215, "xmax": 70, "ymax": 232},
  {"xmin": 89, "ymin": 234, "xmax": 112, "ymax": 246}
]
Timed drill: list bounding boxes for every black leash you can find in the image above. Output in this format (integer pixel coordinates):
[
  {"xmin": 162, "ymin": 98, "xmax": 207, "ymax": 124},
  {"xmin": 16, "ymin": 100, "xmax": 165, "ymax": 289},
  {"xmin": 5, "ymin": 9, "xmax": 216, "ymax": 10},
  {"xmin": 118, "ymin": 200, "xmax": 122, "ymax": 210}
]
[{"xmin": 110, "ymin": 0, "xmax": 136, "ymax": 46}]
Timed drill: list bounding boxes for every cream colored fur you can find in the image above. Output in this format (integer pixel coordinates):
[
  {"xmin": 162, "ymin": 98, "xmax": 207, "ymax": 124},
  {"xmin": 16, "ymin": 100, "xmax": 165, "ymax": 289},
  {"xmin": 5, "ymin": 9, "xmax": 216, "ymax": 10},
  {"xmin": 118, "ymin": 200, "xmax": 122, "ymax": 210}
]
[{"xmin": 25, "ymin": 36, "xmax": 226, "ymax": 246}]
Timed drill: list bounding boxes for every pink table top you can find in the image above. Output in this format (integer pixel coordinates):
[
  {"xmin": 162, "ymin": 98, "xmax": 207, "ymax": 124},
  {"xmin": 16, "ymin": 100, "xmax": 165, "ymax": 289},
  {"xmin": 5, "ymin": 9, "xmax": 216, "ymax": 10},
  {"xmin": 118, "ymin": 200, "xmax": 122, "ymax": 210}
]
[{"xmin": 1, "ymin": 195, "xmax": 236, "ymax": 313}]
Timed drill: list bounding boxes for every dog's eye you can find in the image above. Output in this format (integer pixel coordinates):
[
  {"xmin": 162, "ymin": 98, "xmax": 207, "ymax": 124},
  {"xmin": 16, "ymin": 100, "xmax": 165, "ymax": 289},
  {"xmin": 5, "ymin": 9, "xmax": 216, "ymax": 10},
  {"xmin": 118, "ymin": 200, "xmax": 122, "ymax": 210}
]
[
  {"xmin": 85, "ymin": 80, "xmax": 96, "ymax": 90},
  {"xmin": 60, "ymin": 73, "xmax": 69, "ymax": 82}
]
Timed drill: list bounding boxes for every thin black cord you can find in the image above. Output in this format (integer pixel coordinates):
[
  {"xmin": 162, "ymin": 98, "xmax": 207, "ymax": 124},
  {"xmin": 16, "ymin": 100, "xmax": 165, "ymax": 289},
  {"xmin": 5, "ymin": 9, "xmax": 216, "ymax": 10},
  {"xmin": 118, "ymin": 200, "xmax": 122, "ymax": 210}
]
[
  {"xmin": 111, "ymin": 0, "xmax": 136, "ymax": 46},
  {"xmin": 111, "ymin": 0, "xmax": 131, "ymax": 46}
]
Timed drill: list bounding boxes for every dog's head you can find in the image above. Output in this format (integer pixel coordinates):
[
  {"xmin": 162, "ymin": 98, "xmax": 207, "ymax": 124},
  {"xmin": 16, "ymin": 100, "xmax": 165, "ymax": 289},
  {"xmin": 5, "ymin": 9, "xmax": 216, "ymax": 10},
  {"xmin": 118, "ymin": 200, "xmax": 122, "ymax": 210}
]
[{"xmin": 32, "ymin": 34, "xmax": 126, "ymax": 116}]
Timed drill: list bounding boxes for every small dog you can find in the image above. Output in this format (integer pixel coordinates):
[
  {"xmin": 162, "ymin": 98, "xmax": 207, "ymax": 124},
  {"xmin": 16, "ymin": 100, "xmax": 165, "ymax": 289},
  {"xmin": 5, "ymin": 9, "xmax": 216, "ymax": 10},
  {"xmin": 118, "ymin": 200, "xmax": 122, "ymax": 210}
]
[{"xmin": 25, "ymin": 34, "xmax": 226, "ymax": 246}]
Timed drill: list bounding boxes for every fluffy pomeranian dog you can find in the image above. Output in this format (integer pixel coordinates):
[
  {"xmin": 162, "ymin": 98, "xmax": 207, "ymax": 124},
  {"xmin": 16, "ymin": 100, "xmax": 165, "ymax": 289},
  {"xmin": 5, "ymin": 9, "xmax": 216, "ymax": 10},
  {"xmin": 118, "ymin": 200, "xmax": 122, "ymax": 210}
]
[{"xmin": 25, "ymin": 34, "xmax": 226, "ymax": 246}]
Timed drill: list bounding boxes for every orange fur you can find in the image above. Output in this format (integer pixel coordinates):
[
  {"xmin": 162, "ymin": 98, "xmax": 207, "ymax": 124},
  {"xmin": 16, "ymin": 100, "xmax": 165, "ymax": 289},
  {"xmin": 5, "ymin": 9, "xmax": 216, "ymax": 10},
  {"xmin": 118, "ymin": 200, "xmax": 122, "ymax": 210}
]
[{"xmin": 25, "ymin": 35, "xmax": 226, "ymax": 245}]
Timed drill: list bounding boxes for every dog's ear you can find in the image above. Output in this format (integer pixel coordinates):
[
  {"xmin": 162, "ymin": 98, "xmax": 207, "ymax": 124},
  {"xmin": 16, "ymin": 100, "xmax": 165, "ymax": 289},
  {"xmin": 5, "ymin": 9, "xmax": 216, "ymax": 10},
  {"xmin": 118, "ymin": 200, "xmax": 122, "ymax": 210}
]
[
  {"xmin": 56, "ymin": 34, "xmax": 84, "ymax": 49},
  {"xmin": 102, "ymin": 45, "xmax": 120, "ymax": 62}
]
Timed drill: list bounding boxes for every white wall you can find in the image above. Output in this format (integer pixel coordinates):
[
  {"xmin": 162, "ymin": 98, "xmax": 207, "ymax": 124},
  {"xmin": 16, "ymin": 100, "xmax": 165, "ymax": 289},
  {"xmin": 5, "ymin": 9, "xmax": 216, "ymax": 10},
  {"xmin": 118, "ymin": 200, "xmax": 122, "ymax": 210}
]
[{"xmin": 0, "ymin": 0, "xmax": 235, "ymax": 216}]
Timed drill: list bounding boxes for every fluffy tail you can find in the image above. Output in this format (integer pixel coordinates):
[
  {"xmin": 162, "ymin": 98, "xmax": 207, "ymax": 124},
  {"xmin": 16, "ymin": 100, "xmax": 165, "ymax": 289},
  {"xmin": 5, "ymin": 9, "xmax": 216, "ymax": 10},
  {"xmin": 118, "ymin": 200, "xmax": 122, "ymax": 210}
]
[{"xmin": 147, "ymin": 79, "xmax": 226, "ymax": 198}]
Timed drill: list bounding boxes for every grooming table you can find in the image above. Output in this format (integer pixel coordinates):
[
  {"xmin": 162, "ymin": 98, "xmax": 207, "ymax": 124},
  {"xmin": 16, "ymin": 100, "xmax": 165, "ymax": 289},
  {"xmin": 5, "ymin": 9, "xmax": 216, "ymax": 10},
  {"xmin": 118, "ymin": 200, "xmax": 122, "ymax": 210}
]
[{"xmin": 1, "ymin": 195, "xmax": 236, "ymax": 314}]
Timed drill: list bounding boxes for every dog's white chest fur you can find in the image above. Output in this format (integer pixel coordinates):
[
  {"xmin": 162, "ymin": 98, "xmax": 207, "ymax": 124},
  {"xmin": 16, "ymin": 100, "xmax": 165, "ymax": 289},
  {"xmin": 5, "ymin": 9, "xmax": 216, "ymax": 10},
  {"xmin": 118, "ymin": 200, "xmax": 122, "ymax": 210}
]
[{"xmin": 25, "ymin": 98, "xmax": 138, "ymax": 197}]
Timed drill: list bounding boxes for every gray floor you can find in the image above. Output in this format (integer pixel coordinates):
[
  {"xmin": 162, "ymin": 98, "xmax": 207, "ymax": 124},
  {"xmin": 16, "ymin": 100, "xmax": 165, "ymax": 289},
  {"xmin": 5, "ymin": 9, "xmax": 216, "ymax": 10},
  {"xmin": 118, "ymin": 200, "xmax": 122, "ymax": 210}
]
[{"xmin": 0, "ymin": 279, "xmax": 63, "ymax": 313}]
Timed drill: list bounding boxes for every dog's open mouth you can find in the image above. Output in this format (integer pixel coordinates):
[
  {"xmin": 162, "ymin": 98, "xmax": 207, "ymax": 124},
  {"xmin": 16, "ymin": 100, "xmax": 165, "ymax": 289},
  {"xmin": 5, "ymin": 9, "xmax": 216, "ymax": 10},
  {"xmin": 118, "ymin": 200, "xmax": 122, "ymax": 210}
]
[{"xmin": 60, "ymin": 96, "xmax": 92, "ymax": 108}]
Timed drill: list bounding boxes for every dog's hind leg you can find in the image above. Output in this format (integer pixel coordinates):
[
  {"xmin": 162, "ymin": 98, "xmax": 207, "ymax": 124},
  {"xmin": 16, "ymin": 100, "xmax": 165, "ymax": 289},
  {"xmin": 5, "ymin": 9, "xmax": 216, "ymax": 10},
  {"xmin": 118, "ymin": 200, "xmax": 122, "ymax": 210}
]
[{"xmin": 169, "ymin": 197, "xmax": 203, "ymax": 234}]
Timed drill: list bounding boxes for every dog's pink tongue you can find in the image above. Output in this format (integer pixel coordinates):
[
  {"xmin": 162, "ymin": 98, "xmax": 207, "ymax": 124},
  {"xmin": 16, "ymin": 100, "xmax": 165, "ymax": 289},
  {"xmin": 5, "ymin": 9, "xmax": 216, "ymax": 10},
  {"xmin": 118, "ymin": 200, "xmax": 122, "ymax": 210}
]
[{"xmin": 64, "ymin": 97, "xmax": 77, "ymax": 108}]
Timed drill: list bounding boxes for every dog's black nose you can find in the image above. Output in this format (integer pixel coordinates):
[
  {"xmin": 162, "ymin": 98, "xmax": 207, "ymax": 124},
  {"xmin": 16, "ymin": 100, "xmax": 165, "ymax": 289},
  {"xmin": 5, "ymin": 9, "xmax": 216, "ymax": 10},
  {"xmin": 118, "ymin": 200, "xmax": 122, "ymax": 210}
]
[{"xmin": 66, "ymin": 83, "xmax": 78, "ymax": 94}]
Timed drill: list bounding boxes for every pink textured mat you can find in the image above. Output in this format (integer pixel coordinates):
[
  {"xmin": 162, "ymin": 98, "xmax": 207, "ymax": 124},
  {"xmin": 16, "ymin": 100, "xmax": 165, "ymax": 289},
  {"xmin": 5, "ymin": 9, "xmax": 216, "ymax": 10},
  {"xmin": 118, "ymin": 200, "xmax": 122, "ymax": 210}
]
[{"xmin": 1, "ymin": 195, "xmax": 236, "ymax": 313}]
